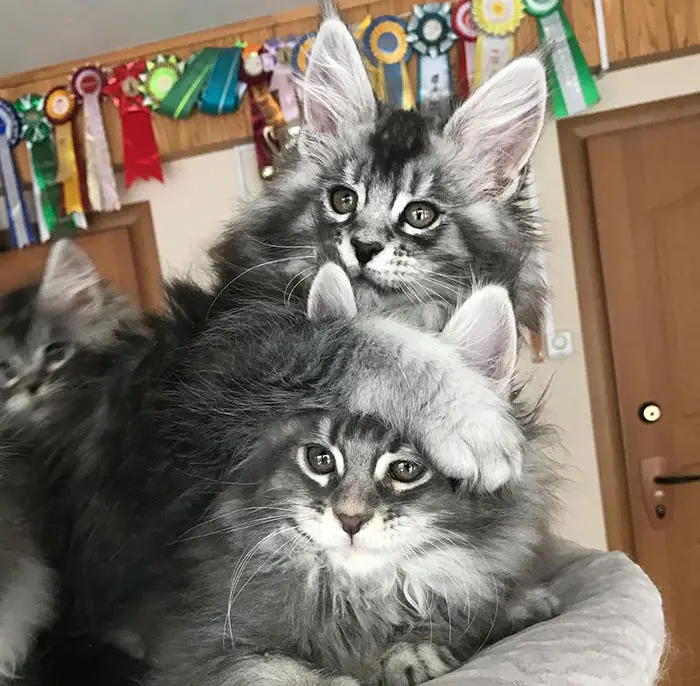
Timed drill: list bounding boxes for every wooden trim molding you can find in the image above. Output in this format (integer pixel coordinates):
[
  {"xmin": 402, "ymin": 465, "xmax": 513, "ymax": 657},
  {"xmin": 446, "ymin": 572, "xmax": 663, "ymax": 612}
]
[{"xmin": 558, "ymin": 92, "xmax": 700, "ymax": 557}]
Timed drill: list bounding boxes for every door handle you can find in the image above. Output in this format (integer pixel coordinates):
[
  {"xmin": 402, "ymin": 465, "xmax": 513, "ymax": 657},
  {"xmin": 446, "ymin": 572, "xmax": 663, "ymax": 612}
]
[{"xmin": 655, "ymin": 474, "xmax": 700, "ymax": 485}]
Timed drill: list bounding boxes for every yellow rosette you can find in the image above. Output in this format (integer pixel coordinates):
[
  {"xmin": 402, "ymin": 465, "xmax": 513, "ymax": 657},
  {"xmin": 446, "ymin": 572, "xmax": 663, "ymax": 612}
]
[
  {"xmin": 353, "ymin": 16, "xmax": 387, "ymax": 104},
  {"xmin": 471, "ymin": 0, "xmax": 524, "ymax": 87},
  {"xmin": 44, "ymin": 86, "xmax": 87, "ymax": 226}
]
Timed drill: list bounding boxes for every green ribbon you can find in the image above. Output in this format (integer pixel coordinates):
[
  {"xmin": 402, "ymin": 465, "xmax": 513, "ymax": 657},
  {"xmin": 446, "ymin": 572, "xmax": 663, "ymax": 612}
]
[
  {"xmin": 14, "ymin": 94, "xmax": 64, "ymax": 238},
  {"xmin": 524, "ymin": 0, "xmax": 599, "ymax": 118},
  {"xmin": 158, "ymin": 48, "xmax": 221, "ymax": 119}
]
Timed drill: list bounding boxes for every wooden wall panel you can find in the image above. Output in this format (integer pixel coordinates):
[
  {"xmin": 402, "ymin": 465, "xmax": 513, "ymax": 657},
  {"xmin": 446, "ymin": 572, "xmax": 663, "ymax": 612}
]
[
  {"xmin": 566, "ymin": 0, "xmax": 601, "ymax": 67},
  {"xmin": 666, "ymin": 0, "xmax": 700, "ymax": 50},
  {"xmin": 602, "ymin": 0, "xmax": 629, "ymax": 62},
  {"xmin": 622, "ymin": 0, "xmax": 672, "ymax": 58}
]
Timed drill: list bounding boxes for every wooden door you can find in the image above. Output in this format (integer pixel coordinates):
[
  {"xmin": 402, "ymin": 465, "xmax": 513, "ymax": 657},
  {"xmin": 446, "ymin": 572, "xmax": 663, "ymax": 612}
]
[
  {"xmin": 0, "ymin": 202, "xmax": 163, "ymax": 308},
  {"xmin": 587, "ymin": 112, "xmax": 700, "ymax": 682}
]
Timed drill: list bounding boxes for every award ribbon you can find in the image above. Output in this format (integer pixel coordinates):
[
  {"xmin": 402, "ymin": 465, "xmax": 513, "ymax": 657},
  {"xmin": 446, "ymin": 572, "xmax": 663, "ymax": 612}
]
[
  {"xmin": 200, "ymin": 44, "xmax": 243, "ymax": 115},
  {"xmin": 471, "ymin": 0, "xmax": 524, "ymax": 87},
  {"xmin": 291, "ymin": 32, "xmax": 316, "ymax": 76},
  {"xmin": 14, "ymin": 93, "xmax": 58, "ymax": 240},
  {"xmin": 72, "ymin": 66, "xmax": 120, "ymax": 213},
  {"xmin": 353, "ymin": 17, "xmax": 387, "ymax": 104},
  {"xmin": 452, "ymin": 0, "xmax": 479, "ymax": 99},
  {"xmin": 240, "ymin": 45, "xmax": 284, "ymax": 179},
  {"xmin": 262, "ymin": 36, "xmax": 300, "ymax": 126},
  {"xmin": 0, "ymin": 99, "xmax": 35, "ymax": 248},
  {"xmin": 364, "ymin": 16, "xmax": 414, "ymax": 110},
  {"xmin": 139, "ymin": 54, "xmax": 184, "ymax": 110},
  {"xmin": 44, "ymin": 86, "xmax": 87, "ymax": 228},
  {"xmin": 524, "ymin": 0, "xmax": 600, "ymax": 117},
  {"xmin": 407, "ymin": 3, "xmax": 456, "ymax": 120},
  {"xmin": 104, "ymin": 61, "xmax": 163, "ymax": 188},
  {"xmin": 158, "ymin": 48, "xmax": 220, "ymax": 119}
]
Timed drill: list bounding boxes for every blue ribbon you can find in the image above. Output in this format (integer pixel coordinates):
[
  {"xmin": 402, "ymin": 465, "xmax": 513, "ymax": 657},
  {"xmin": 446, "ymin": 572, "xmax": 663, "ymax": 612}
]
[
  {"xmin": 0, "ymin": 99, "xmax": 35, "ymax": 249},
  {"xmin": 200, "ymin": 46, "xmax": 243, "ymax": 115}
]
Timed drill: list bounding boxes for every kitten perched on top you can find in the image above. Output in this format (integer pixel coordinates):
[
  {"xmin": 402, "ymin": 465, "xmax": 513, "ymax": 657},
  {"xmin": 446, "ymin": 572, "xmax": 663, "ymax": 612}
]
[
  {"xmin": 209, "ymin": 15, "xmax": 547, "ymax": 332},
  {"xmin": 145, "ymin": 270, "xmax": 558, "ymax": 686}
]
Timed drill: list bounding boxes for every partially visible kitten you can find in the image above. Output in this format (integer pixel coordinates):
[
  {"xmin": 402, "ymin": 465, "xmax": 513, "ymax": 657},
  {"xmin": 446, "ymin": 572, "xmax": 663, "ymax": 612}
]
[
  {"xmin": 209, "ymin": 15, "xmax": 548, "ymax": 332},
  {"xmin": 0, "ymin": 239, "xmax": 139, "ymax": 425},
  {"xmin": 145, "ymin": 274, "xmax": 559, "ymax": 686}
]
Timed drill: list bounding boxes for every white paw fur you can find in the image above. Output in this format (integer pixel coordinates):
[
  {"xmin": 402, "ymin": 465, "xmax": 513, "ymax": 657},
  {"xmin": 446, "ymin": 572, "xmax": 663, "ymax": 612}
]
[{"xmin": 379, "ymin": 642, "xmax": 459, "ymax": 686}]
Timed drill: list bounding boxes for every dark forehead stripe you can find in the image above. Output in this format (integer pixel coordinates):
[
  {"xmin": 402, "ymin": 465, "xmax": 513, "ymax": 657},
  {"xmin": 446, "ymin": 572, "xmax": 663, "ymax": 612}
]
[{"xmin": 370, "ymin": 109, "xmax": 428, "ymax": 172}]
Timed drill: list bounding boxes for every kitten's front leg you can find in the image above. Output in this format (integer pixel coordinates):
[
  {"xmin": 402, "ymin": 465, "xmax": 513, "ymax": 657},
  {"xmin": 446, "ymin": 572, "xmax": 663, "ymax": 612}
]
[
  {"xmin": 373, "ymin": 642, "xmax": 460, "ymax": 686},
  {"xmin": 505, "ymin": 585, "xmax": 561, "ymax": 633}
]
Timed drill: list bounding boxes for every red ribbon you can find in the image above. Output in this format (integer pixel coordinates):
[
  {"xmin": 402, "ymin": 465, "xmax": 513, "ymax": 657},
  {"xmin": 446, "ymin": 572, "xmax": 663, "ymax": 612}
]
[
  {"xmin": 452, "ymin": 1, "xmax": 478, "ymax": 101},
  {"xmin": 103, "ymin": 61, "xmax": 163, "ymax": 188}
]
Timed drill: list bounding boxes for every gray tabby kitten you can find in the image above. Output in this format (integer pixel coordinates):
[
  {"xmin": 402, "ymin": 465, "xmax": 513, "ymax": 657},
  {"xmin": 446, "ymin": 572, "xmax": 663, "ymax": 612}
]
[
  {"xmin": 0, "ymin": 240, "xmax": 140, "ymax": 678},
  {"xmin": 0, "ymin": 239, "xmax": 138, "ymax": 423},
  {"xmin": 210, "ymin": 15, "xmax": 547, "ymax": 332},
  {"xmin": 146, "ymin": 267, "xmax": 558, "ymax": 686}
]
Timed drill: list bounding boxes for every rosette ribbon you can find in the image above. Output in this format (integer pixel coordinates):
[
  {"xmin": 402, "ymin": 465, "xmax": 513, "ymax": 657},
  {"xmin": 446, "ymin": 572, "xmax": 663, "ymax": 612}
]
[
  {"xmin": 139, "ymin": 55, "xmax": 184, "ymax": 110},
  {"xmin": 0, "ymin": 99, "xmax": 35, "ymax": 248},
  {"xmin": 240, "ymin": 45, "xmax": 285, "ymax": 180},
  {"xmin": 524, "ymin": 0, "xmax": 600, "ymax": 117},
  {"xmin": 44, "ymin": 87, "xmax": 87, "ymax": 229},
  {"xmin": 452, "ymin": 0, "xmax": 479, "ymax": 99},
  {"xmin": 14, "ymin": 93, "xmax": 58, "ymax": 241},
  {"xmin": 471, "ymin": 0, "xmax": 524, "ymax": 87},
  {"xmin": 262, "ymin": 36, "xmax": 300, "ymax": 127},
  {"xmin": 158, "ymin": 48, "xmax": 220, "ymax": 119},
  {"xmin": 407, "ymin": 3, "xmax": 456, "ymax": 120},
  {"xmin": 103, "ymin": 61, "xmax": 163, "ymax": 188},
  {"xmin": 72, "ymin": 66, "xmax": 120, "ymax": 213},
  {"xmin": 291, "ymin": 32, "xmax": 316, "ymax": 77},
  {"xmin": 353, "ymin": 17, "xmax": 387, "ymax": 104},
  {"xmin": 364, "ymin": 16, "xmax": 414, "ymax": 110},
  {"xmin": 200, "ymin": 44, "xmax": 243, "ymax": 115}
]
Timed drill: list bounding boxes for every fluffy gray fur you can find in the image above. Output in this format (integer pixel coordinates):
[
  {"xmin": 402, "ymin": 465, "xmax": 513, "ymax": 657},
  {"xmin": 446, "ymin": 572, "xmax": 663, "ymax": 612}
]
[{"xmin": 143, "ymin": 271, "xmax": 559, "ymax": 686}]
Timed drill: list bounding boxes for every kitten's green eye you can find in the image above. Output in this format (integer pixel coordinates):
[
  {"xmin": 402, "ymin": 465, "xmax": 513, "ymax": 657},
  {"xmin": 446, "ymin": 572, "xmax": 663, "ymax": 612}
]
[
  {"xmin": 403, "ymin": 201, "xmax": 439, "ymax": 230},
  {"xmin": 329, "ymin": 186, "xmax": 358, "ymax": 215},
  {"xmin": 389, "ymin": 460, "xmax": 426, "ymax": 483},
  {"xmin": 305, "ymin": 445, "xmax": 336, "ymax": 475},
  {"xmin": 44, "ymin": 342, "xmax": 68, "ymax": 365}
]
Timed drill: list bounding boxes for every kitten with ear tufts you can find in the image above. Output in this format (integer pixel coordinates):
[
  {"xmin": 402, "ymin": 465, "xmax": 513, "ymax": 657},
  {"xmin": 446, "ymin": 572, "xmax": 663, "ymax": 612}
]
[
  {"xmin": 143, "ymin": 264, "xmax": 559, "ymax": 686},
  {"xmin": 209, "ymin": 13, "xmax": 548, "ymax": 333}
]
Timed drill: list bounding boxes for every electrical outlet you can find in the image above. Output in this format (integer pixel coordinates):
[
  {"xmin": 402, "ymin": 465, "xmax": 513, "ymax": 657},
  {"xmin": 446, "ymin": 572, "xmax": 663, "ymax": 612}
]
[{"xmin": 546, "ymin": 330, "xmax": 574, "ymax": 358}]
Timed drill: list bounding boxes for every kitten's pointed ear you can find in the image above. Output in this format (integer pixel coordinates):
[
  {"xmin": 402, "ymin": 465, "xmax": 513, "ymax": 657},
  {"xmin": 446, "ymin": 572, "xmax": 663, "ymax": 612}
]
[
  {"xmin": 301, "ymin": 18, "xmax": 376, "ymax": 136},
  {"xmin": 38, "ymin": 240, "xmax": 103, "ymax": 315},
  {"xmin": 307, "ymin": 263, "xmax": 358, "ymax": 321},
  {"xmin": 441, "ymin": 285, "xmax": 517, "ymax": 393},
  {"xmin": 443, "ymin": 57, "xmax": 546, "ymax": 194}
]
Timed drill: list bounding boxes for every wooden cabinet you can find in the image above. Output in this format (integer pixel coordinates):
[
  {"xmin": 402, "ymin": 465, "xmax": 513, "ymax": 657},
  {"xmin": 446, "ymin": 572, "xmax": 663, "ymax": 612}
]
[
  {"xmin": 0, "ymin": 202, "xmax": 163, "ymax": 309},
  {"xmin": 0, "ymin": 0, "xmax": 698, "ymax": 186}
]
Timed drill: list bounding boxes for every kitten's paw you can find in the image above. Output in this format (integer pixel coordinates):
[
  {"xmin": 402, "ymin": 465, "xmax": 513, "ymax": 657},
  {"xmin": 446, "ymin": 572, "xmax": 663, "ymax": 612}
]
[
  {"xmin": 329, "ymin": 678, "xmax": 361, "ymax": 686},
  {"xmin": 507, "ymin": 585, "xmax": 561, "ymax": 631},
  {"xmin": 379, "ymin": 642, "xmax": 459, "ymax": 686}
]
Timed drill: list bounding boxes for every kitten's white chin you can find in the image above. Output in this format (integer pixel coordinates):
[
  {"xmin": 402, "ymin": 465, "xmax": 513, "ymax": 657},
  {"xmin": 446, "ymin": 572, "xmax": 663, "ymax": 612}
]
[{"xmin": 326, "ymin": 547, "xmax": 395, "ymax": 576}]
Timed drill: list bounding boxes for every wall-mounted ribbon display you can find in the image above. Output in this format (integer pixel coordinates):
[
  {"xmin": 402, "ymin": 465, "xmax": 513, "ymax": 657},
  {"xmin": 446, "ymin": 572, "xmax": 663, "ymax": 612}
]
[
  {"xmin": 451, "ymin": 0, "xmax": 478, "ymax": 99},
  {"xmin": 200, "ymin": 44, "xmax": 244, "ymax": 116},
  {"xmin": 407, "ymin": 3, "xmax": 457, "ymax": 122},
  {"xmin": 364, "ymin": 16, "xmax": 414, "ymax": 110},
  {"xmin": 524, "ymin": 0, "xmax": 600, "ymax": 117},
  {"xmin": 0, "ymin": 99, "xmax": 35, "ymax": 248},
  {"xmin": 139, "ymin": 55, "xmax": 184, "ymax": 110}
]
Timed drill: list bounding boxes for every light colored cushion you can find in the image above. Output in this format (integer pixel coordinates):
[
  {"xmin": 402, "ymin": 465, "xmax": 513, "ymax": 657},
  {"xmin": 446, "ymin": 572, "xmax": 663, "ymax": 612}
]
[{"xmin": 429, "ymin": 540, "xmax": 666, "ymax": 685}]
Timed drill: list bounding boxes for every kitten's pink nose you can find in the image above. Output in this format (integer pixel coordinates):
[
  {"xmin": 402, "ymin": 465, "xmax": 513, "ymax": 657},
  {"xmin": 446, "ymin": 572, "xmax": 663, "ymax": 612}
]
[
  {"xmin": 335, "ymin": 512, "xmax": 369, "ymax": 537},
  {"xmin": 351, "ymin": 238, "xmax": 383, "ymax": 266}
]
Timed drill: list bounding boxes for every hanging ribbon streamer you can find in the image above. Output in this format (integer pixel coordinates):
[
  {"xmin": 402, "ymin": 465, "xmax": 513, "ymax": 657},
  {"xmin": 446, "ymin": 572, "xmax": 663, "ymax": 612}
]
[
  {"xmin": 471, "ymin": 0, "xmax": 524, "ymax": 87},
  {"xmin": 353, "ymin": 17, "xmax": 387, "ymax": 104},
  {"xmin": 263, "ymin": 37, "xmax": 300, "ymax": 126},
  {"xmin": 0, "ymin": 100, "xmax": 35, "ymax": 249},
  {"xmin": 158, "ymin": 48, "xmax": 220, "ymax": 119},
  {"xmin": 452, "ymin": 0, "xmax": 479, "ymax": 99},
  {"xmin": 240, "ymin": 45, "xmax": 285, "ymax": 180},
  {"xmin": 72, "ymin": 66, "xmax": 120, "ymax": 213},
  {"xmin": 364, "ymin": 16, "xmax": 414, "ymax": 110},
  {"xmin": 291, "ymin": 31, "xmax": 316, "ymax": 77},
  {"xmin": 200, "ymin": 44, "xmax": 243, "ymax": 115},
  {"xmin": 14, "ymin": 94, "xmax": 58, "ymax": 241},
  {"xmin": 104, "ymin": 61, "xmax": 163, "ymax": 188},
  {"xmin": 139, "ymin": 54, "xmax": 184, "ymax": 110},
  {"xmin": 44, "ymin": 87, "xmax": 87, "ymax": 228},
  {"xmin": 524, "ymin": 0, "xmax": 600, "ymax": 117},
  {"xmin": 407, "ymin": 3, "xmax": 456, "ymax": 122}
]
